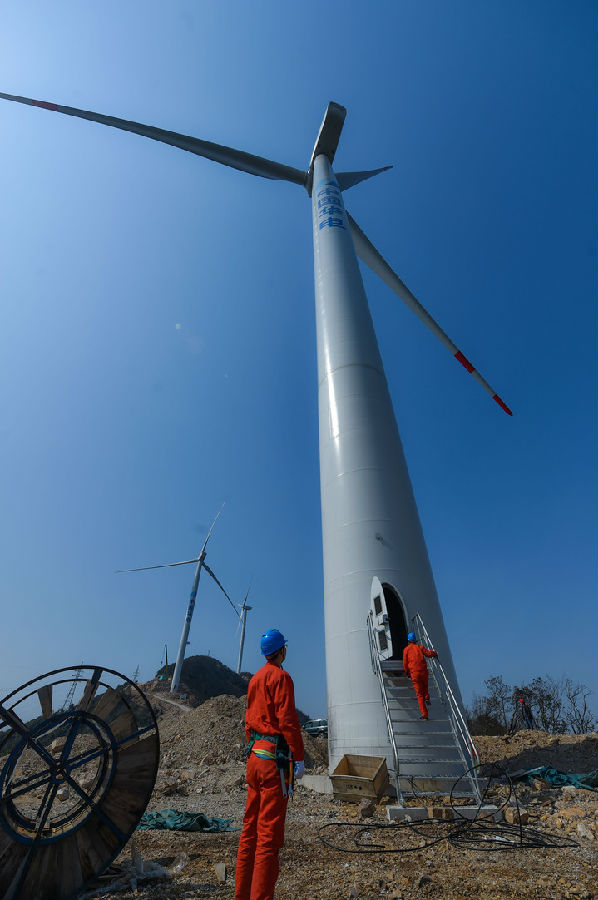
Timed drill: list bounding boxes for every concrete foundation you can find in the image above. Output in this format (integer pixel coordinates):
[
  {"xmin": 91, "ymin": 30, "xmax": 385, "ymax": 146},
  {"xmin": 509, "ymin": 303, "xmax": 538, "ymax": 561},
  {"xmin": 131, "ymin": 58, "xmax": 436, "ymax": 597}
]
[
  {"xmin": 300, "ymin": 774, "xmax": 334, "ymax": 794},
  {"xmin": 387, "ymin": 804, "xmax": 501, "ymax": 822}
]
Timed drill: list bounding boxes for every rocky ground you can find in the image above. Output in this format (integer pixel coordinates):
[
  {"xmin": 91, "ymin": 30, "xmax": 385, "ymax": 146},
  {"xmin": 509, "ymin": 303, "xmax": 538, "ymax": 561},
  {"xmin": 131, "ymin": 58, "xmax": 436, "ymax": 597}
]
[{"xmin": 79, "ymin": 693, "xmax": 598, "ymax": 900}]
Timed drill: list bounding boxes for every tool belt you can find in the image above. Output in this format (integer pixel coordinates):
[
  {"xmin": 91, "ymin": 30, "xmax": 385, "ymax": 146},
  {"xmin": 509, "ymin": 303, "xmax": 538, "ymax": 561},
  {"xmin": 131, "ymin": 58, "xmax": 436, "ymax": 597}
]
[
  {"xmin": 246, "ymin": 730, "xmax": 290, "ymax": 770},
  {"xmin": 246, "ymin": 730, "xmax": 295, "ymax": 798}
]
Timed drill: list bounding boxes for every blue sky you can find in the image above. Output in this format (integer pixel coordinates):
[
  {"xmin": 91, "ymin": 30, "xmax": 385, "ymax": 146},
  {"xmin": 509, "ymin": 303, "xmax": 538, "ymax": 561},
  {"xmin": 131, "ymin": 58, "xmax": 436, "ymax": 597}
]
[{"xmin": 0, "ymin": 2, "xmax": 596, "ymax": 719}]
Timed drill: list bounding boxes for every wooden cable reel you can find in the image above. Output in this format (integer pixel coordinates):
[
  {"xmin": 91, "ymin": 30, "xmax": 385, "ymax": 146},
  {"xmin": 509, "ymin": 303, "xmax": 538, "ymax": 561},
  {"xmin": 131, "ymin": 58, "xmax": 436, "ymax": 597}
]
[{"xmin": 0, "ymin": 666, "xmax": 159, "ymax": 899}]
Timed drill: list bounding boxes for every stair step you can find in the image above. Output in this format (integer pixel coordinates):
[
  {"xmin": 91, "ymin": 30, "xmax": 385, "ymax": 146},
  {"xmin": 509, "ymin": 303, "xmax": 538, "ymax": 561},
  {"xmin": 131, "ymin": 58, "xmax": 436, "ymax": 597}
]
[
  {"xmin": 389, "ymin": 716, "xmax": 451, "ymax": 725},
  {"xmin": 398, "ymin": 757, "xmax": 463, "ymax": 764},
  {"xmin": 397, "ymin": 732, "xmax": 459, "ymax": 753},
  {"xmin": 399, "ymin": 789, "xmax": 478, "ymax": 798},
  {"xmin": 386, "ymin": 693, "xmax": 442, "ymax": 701},
  {"xmin": 399, "ymin": 779, "xmax": 477, "ymax": 791},
  {"xmin": 393, "ymin": 732, "xmax": 452, "ymax": 739},
  {"xmin": 399, "ymin": 759, "xmax": 467, "ymax": 781}
]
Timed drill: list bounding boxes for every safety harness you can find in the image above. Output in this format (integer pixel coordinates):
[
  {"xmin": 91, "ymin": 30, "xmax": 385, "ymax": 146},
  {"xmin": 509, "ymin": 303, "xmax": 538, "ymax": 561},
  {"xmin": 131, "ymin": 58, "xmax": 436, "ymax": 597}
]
[{"xmin": 246, "ymin": 730, "xmax": 295, "ymax": 797}]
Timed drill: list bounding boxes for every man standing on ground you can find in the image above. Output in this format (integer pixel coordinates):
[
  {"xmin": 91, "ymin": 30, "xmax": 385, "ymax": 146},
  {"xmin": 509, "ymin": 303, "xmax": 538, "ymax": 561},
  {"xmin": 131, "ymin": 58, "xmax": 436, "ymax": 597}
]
[
  {"xmin": 402, "ymin": 632, "xmax": 438, "ymax": 720},
  {"xmin": 235, "ymin": 629, "xmax": 305, "ymax": 900}
]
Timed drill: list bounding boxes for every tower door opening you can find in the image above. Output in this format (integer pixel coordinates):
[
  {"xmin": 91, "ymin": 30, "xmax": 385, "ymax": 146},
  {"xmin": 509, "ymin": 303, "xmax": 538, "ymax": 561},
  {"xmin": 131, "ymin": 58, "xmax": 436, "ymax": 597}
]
[
  {"xmin": 381, "ymin": 582, "xmax": 408, "ymax": 660},
  {"xmin": 369, "ymin": 577, "xmax": 408, "ymax": 661}
]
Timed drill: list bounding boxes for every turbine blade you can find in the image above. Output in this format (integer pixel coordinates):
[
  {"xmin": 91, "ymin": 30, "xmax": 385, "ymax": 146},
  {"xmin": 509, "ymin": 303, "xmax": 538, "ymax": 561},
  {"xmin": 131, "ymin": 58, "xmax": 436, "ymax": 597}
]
[
  {"xmin": 115, "ymin": 558, "xmax": 200, "ymax": 573},
  {"xmin": 203, "ymin": 563, "xmax": 240, "ymax": 618},
  {"xmin": 197, "ymin": 503, "xmax": 225, "ymax": 558},
  {"xmin": 0, "ymin": 91, "xmax": 307, "ymax": 186},
  {"xmin": 347, "ymin": 213, "xmax": 513, "ymax": 415},
  {"xmin": 337, "ymin": 166, "xmax": 393, "ymax": 191}
]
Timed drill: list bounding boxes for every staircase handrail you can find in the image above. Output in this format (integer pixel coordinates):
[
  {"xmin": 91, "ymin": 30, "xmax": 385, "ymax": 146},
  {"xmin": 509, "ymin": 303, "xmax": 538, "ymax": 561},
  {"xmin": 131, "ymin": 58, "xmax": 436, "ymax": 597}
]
[
  {"xmin": 367, "ymin": 613, "xmax": 403, "ymax": 804},
  {"xmin": 411, "ymin": 613, "xmax": 481, "ymax": 784}
]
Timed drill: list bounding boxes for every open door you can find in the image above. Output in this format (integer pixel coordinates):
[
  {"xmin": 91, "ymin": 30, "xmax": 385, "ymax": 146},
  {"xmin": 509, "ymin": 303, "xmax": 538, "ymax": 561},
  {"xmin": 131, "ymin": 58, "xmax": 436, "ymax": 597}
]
[
  {"xmin": 370, "ymin": 577, "xmax": 410, "ymax": 661},
  {"xmin": 370, "ymin": 576, "xmax": 393, "ymax": 660}
]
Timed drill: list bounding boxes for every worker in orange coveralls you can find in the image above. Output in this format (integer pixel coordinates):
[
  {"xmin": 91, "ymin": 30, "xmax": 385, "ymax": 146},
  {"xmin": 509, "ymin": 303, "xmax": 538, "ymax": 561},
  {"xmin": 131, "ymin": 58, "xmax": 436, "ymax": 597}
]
[
  {"xmin": 403, "ymin": 632, "xmax": 438, "ymax": 720},
  {"xmin": 234, "ymin": 629, "xmax": 305, "ymax": 900}
]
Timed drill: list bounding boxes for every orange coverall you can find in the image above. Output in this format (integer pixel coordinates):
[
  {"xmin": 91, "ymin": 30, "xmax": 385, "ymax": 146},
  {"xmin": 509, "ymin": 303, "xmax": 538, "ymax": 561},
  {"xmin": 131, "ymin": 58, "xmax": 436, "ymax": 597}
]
[
  {"xmin": 402, "ymin": 642, "xmax": 438, "ymax": 719},
  {"xmin": 234, "ymin": 661, "xmax": 304, "ymax": 900}
]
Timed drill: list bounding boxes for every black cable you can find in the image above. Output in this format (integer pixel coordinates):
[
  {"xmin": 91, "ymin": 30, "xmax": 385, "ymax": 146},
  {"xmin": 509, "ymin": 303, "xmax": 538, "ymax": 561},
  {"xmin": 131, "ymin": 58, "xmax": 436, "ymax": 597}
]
[{"xmin": 318, "ymin": 762, "xmax": 579, "ymax": 854}]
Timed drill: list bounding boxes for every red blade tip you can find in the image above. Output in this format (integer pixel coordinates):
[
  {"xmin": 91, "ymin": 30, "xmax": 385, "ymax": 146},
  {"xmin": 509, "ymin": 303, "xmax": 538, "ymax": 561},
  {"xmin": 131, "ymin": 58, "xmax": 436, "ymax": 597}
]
[
  {"xmin": 454, "ymin": 350, "xmax": 474, "ymax": 373},
  {"xmin": 493, "ymin": 395, "xmax": 513, "ymax": 416}
]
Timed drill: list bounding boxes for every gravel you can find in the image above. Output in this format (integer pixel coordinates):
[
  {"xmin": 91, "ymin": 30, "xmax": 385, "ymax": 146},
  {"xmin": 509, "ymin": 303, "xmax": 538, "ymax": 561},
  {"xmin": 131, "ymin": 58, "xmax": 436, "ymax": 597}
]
[{"xmin": 84, "ymin": 699, "xmax": 598, "ymax": 900}]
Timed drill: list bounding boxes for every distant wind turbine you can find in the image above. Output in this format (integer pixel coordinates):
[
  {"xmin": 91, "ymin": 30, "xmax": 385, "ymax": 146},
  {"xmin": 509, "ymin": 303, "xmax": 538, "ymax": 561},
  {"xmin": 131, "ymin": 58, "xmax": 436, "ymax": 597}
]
[
  {"xmin": 0, "ymin": 91, "xmax": 511, "ymax": 769},
  {"xmin": 116, "ymin": 506, "xmax": 239, "ymax": 693},
  {"xmin": 236, "ymin": 586, "xmax": 253, "ymax": 675}
]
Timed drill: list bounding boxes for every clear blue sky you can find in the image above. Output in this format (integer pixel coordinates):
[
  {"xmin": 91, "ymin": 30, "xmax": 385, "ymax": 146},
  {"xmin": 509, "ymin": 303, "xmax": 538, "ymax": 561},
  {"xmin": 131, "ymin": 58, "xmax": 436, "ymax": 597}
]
[{"xmin": 1, "ymin": 2, "xmax": 596, "ymax": 719}]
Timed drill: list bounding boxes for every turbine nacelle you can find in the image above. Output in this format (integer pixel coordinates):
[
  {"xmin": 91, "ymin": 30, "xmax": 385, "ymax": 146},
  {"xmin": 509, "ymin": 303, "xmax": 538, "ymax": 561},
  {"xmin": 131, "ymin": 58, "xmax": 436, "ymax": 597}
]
[{"xmin": 306, "ymin": 100, "xmax": 346, "ymax": 195}]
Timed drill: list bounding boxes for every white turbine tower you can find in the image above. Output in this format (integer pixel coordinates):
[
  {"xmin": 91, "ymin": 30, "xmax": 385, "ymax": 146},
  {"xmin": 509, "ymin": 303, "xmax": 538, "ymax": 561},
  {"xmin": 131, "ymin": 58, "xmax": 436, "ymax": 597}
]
[{"xmin": 1, "ymin": 93, "xmax": 511, "ymax": 770}]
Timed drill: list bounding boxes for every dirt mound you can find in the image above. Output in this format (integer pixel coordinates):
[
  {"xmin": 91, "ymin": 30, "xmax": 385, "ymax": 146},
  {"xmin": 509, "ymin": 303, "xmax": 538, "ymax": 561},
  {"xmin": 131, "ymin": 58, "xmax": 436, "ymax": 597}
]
[
  {"xmin": 149, "ymin": 655, "xmax": 311, "ymax": 724},
  {"xmin": 148, "ymin": 693, "xmax": 327, "ymax": 811},
  {"xmin": 475, "ymin": 730, "xmax": 598, "ymax": 773},
  {"xmin": 155, "ymin": 656, "xmax": 248, "ymax": 706},
  {"xmin": 158, "ymin": 693, "xmax": 328, "ymax": 771}
]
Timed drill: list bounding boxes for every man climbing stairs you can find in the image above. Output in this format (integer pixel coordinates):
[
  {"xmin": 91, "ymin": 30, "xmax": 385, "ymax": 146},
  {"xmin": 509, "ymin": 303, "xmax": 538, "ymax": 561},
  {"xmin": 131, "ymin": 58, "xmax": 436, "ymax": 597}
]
[{"xmin": 368, "ymin": 612, "xmax": 481, "ymax": 806}]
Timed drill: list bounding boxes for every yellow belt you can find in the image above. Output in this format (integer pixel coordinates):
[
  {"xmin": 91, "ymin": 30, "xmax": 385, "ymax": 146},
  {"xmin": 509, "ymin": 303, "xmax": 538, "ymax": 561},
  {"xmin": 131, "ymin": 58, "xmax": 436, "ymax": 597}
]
[{"xmin": 252, "ymin": 747, "xmax": 276, "ymax": 760}]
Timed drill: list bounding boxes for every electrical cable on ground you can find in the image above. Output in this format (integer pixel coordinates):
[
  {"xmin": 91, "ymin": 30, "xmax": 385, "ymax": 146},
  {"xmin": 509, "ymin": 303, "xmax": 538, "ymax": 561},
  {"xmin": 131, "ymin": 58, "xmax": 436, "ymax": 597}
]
[{"xmin": 318, "ymin": 762, "xmax": 579, "ymax": 854}]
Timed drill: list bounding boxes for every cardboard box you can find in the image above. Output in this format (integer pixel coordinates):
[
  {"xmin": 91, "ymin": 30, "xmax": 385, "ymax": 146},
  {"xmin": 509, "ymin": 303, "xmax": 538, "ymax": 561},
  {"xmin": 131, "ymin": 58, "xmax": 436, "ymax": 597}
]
[{"xmin": 330, "ymin": 754, "xmax": 389, "ymax": 801}]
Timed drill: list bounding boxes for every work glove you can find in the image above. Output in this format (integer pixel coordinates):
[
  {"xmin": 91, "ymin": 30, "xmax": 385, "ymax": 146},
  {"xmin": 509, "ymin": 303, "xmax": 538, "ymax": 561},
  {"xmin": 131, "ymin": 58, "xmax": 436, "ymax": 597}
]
[{"xmin": 293, "ymin": 760, "xmax": 305, "ymax": 780}]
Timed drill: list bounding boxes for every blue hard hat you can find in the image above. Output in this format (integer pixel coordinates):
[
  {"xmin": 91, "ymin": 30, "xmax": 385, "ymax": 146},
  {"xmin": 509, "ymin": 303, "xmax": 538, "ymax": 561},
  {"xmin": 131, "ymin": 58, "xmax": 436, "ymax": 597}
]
[
  {"xmin": 260, "ymin": 629, "xmax": 287, "ymax": 656},
  {"xmin": 407, "ymin": 632, "xmax": 417, "ymax": 642}
]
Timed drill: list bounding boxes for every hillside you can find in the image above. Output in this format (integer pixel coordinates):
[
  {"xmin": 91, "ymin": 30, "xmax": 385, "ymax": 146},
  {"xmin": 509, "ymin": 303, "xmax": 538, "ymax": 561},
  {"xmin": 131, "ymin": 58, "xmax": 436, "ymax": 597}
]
[{"xmin": 148, "ymin": 654, "xmax": 311, "ymax": 722}]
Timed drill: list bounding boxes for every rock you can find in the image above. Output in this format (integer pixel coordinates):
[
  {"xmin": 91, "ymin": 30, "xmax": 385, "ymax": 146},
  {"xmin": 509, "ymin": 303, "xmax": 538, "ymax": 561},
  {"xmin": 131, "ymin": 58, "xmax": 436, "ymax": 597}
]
[
  {"xmin": 213, "ymin": 862, "xmax": 227, "ymax": 882},
  {"xmin": 51, "ymin": 738, "xmax": 66, "ymax": 754},
  {"xmin": 358, "ymin": 798, "xmax": 375, "ymax": 819},
  {"xmin": 416, "ymin": 875, "xmax": 432, "ymax": 888},
  {"xmin": 76, "ymin": 771, "xmax": 95, "ymax": 790},
  {"xmin": 503, "ymin": 805, "xmax": 529, "ymax": 825},
  {"xmin": 576, "ymin": 822, "xmax": 595, "ymax": 841},
  {"xmin": 56, "ymin": 787, "xmax": 69, "ymax": 802}
]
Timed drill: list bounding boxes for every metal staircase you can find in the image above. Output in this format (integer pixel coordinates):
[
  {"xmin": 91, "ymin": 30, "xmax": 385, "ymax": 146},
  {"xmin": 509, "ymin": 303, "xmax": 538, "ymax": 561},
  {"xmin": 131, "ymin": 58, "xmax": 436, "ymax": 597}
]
[{"xmin": 367, "ymin": 612, "xmax": 481, "ymax": 806}]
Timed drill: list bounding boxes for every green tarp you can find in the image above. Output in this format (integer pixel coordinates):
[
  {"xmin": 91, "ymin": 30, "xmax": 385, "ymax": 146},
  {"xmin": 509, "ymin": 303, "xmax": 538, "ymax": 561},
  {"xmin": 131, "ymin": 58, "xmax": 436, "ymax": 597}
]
[
  {"xmin": 512, "ymin": 766, "xmax": 598, "ymax": 791},
  {"xmin": 137, "ymin": 809, "xmax": 239, "ymax": 832}
]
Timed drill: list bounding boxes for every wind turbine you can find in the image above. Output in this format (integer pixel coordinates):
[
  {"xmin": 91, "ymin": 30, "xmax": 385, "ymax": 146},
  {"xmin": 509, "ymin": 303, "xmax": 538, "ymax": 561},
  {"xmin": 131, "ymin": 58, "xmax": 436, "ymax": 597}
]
[
  {"xmin": 236, "ymin": 586, "xmax": 253, "ymax": 675},
  {"xmin": 116, "ymin": 507, "xmax": 240, "ymax": 693},
  {"xmin": 1, "ymin": 92, "xmax": 511, "ymax": 769}
]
